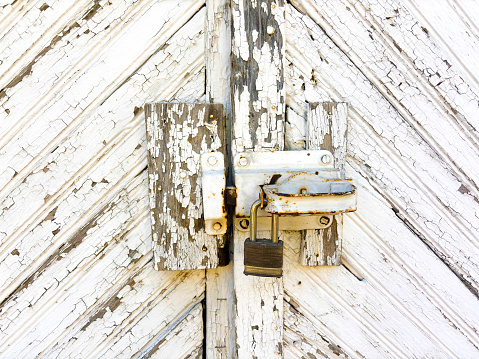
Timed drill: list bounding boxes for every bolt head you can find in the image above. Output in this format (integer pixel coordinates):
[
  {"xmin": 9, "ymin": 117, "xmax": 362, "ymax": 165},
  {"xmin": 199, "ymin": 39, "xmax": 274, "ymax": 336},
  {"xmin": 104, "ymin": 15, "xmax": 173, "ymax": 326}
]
[
  {"xmin": 179, "ymin": 171, "xmax": 187, "ymax": 179},
  {"xmin": 213, "ymin": 222, "xmax": 222, "ymax": 231}
]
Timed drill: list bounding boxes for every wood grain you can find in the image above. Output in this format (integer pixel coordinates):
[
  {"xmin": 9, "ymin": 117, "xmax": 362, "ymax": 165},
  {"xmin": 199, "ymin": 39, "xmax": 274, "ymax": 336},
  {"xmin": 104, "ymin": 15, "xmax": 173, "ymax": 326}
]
[
  {"xmin": 231, "ymin": 0, "xmax": 285, "ymax": 357},
  {"xmin": 145, "ymin": 103, "xmax": 225, "ymax": 270},
  {"xmin": 301, "ymin": 102, "xmax": 348, "ymax": 266}
]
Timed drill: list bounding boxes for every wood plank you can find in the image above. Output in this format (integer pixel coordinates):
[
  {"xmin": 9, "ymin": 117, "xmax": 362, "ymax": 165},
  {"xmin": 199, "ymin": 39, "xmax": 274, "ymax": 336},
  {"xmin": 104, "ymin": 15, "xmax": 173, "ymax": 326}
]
[
  {"xmin": 301, "ymin": 102, "xmax": 347, "ymax": 266},
  {"xmin": 205, "ymin": 0, "xmax": 236, "ymax": 357},
  {"xmin": 145, "ymin": 103, "xmax": 226, "ymax": 270},
  {"xmin": 231, "ymin": 0, "xmax": 285, "ymax": 357}
]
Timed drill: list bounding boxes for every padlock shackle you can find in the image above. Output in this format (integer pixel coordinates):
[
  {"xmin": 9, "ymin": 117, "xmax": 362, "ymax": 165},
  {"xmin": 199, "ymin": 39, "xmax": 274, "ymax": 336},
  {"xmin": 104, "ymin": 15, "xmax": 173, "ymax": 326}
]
[
  {"xmin": 250, "ymin": 199, "xmax": 279, "ymax": 243},
  {"xmin": 250, "ymin": 199, "xmax": 262, "ymax": 242}
]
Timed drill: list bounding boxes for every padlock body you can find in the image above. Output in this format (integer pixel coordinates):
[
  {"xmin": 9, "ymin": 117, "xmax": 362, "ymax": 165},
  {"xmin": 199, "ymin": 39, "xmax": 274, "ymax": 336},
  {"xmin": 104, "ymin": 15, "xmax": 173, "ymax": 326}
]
[{"xmin": 244, "ymin": 238, "xmax": 283, "ymax": 277}]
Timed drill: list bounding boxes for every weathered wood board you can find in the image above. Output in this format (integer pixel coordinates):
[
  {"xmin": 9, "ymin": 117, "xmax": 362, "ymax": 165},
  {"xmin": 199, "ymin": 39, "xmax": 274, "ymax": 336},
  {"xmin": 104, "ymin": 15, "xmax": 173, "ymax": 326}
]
[
  {"xmin": 145, "ymin": 102, "xmax": 225, "ymax": 270},
  {"xmin": 0, "ymin": 2, "xmax": 208, "ymax": 357},
  {"xmin": 231, "ymin": 0, "xmax": 286, "ymax": 357},
  {"xmin": 205, "ymin": 0, "xmax": 236, "ymax": 358},
  {"xmin": 284, "ymin": 1, "xmax": 479, "ymax": 357},
  {"xmin": 301, "ymin": 102, "xmax": 348, "ymax": 266}
]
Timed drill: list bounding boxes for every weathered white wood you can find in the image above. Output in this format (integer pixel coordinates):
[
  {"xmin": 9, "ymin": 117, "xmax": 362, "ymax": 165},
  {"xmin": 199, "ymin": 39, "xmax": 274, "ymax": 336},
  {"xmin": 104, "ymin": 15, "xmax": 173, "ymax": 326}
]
[
  {"xmin": 0, "ymin": 3, "xmax": 208, "ymax": 357},
  {"xmin": 284, "ymin": 2, "xmax": 479, "ymax": 357},
  {"xmin": 283, "ymin": 178, "xmax": 479, "ymax": 358},
  {"xmin": 145, "ymin": 103, "xmax": 225, "ymax": 270},
  {"xmin": 286, "ymin": 2, "xmax": 479, "ymax": 295},
  {"xmin": 205, "ymin": 0, "xmax": 236, "ymax": 357},
  {"xmin": 231, "ymin": 0, "xmax": 285, "ymax": 357},
  {"xmin": 301, "ymin": 102, "xmax": 348, "ymax": 266},
  {"xmin": 0, "ymin": 4, "xmax": 206, "ymax": 304}
]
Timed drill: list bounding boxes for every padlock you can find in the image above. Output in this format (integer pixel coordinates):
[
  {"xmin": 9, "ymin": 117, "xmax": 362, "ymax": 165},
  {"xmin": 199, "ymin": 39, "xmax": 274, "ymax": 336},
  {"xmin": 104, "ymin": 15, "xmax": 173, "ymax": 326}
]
[{"xmin": 244, "ymin": 199, "xmax": 284, "ymax": 277}]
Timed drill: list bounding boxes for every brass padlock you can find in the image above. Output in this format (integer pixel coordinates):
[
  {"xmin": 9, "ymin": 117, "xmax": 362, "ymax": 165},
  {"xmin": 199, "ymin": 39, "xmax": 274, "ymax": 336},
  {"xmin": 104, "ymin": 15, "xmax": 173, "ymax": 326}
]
[{"xmin": 244, "ymin": 199, "xmax": 283, "ymax": 277}]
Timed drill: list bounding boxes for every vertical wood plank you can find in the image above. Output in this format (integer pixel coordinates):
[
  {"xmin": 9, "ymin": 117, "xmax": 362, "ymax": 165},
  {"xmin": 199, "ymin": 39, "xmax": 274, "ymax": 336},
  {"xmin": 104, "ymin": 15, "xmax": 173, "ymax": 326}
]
[
  {"xmin": 205, "ymin": 0, "xmax": 236, "ymax": 358},
  {"xmin": 145, "ymin": 103, "xmax": 225, "ymax": 270},
  {"xmin": 300, "ymin": 102, "xmax": 348, "ymax": 266},
  {"xmin": 231, "ymin": 0, "xmax": 285, "ymax": 357}
]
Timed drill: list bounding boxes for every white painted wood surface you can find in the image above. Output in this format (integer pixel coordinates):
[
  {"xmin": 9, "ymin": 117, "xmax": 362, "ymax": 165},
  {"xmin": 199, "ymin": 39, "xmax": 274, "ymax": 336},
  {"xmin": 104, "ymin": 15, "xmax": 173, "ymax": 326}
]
[
  {"xmin": 205, "ymin": 0, "xmax": 236, "ymax": 358},
  {"xmin": 300, "ymin": 102, "xmax": 348, "ymax": 266},
  {"xmin": 284, "ymin": 1, "xmax": 479, "ymax": 357},
  {"xmin": 231, "ymin": 0, "xmax": 286, "ymax": 357},
  {"xmin": 0, "ymin": 1, "xmax": 208, "ymax": 357},
  {"xmin": 0, "ymin": 0, "xmax": 478, "ymax": 358}
]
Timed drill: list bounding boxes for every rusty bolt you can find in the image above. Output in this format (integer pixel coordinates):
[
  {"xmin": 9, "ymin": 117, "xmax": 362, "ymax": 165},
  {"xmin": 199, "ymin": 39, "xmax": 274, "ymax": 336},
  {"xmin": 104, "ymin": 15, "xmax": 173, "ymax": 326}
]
[
  {"xmin": 239, "ymin": 219, "xmax": 250, "ymax": 229},
  {"xmin": 208, "ymin": 155, "xmax": 218, "ymax": 166},
  {"xmin": 213, "ymin": 222, "xmax": 222, "ymax": 231},
  {"xmin": 319, "ymin": 216, "xmax": 330, "ymax": 226},
  {"xmin": 300, "ymin": 188, "xmax": 307, "ymax": 195}
]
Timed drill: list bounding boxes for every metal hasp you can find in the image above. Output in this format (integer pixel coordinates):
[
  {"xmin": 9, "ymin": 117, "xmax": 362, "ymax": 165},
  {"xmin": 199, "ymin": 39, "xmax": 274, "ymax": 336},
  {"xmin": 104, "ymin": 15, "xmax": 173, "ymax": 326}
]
[
  {"xmin": 262, "ymin": 172, "xmax": 357, "ymax": 214},
  {"xmin": 234, "ymin": 149, "xmax": 357, "ymax": 223},
  {"xmin": 236, "ymin": 149, "xmax": 356, "ymax": 276},
  {"xmin": 200, "ymin": 152, "xmax": 227, "ymax": 235}
]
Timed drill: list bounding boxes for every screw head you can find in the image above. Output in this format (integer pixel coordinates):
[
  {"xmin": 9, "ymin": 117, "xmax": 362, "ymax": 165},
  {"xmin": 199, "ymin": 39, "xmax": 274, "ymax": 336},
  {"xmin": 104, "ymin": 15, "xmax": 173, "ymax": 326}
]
[
  {"xmin": 213, "ymin": 222, "xmax": 222, "ymax": 231},
  {"xmin": 208, "ymin": 155, "xmax": 218, "ymax": 166},
  {"xmin": 239, "ymin": 219, "xmax": 250, "ymax": 229},
  {"xmin": 179, "ymin": 171, "xmax": 187, "ymax": 179},
  {"xmin": 238, "ymin": 156, "xmax": 249, "ymax": 167},
  {"xmin": 267, "ymin": 26, "xmax": 275, "ymax": 35},
  {"xmin": 321, "ymin": 154, "xmax": 331, "ymax": 164},
  {"xmin": 319, "ymin": 216, "xmax": 330, "ymax": 225}
]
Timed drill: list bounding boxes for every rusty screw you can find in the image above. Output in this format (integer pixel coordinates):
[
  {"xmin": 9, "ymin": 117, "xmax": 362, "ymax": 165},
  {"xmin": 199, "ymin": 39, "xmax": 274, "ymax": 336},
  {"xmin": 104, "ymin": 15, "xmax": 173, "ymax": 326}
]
[
  {"xmin": 239, "ymin": 219, "xmax": 250, "ymax": 229},
  {"xmin": 213, "ymin": 222, "xmax": 222, "ymax": 231},
  {"xmin": 319, "ymin": 216, "xmax": 330, "ymax": 226}
]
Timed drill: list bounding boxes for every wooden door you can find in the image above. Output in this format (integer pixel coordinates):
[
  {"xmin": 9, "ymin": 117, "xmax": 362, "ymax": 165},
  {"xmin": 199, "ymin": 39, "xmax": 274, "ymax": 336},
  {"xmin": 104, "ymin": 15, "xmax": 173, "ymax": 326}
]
[
  {"xmin": 0, "ymin": 1, "xmax": 210, "ymax": 357},
  {"xmin": 1, "ymin": 0, "xmax": 478, "ymax": 358}
]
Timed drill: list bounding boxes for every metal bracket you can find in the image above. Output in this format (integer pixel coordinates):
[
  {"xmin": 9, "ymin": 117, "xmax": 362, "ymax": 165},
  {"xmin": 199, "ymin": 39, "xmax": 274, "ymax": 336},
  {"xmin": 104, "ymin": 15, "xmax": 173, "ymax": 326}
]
[
  {"xmin": 200, "ymin": 152, "xmax": 227, "ymax": 235},
  {"xmin": 233, "ymin": 150, "xmax": 357, "ymax": 230}
]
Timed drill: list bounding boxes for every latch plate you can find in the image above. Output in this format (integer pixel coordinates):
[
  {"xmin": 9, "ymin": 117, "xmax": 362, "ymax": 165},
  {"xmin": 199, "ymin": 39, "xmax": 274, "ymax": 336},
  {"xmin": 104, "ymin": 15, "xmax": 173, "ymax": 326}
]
[{"xmin": 200, "ymin": 152, "xmax": 227, "ymax": 235}]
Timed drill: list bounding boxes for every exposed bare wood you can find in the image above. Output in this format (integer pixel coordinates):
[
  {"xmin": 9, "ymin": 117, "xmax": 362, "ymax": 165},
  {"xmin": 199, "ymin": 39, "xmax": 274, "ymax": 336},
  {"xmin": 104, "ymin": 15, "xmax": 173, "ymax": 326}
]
[
  {"xmin": 301, "ymin": 102, "xmax": 348, "ymax": 266},
  {"xmin": 205, "ymin": 0, "xmax": 235, "ymax": 357},
  {"xmin": 231, "ymin": 0, "xmax": 285, "ymax": 357},
  {"xmin": 145, "ymin": 103, "xmax": 225, "ymax": 270}
]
